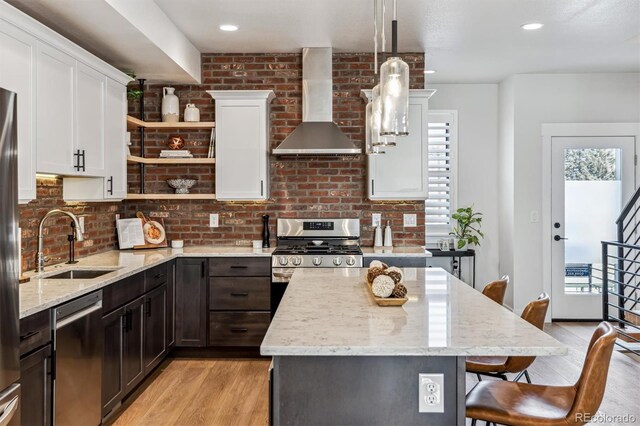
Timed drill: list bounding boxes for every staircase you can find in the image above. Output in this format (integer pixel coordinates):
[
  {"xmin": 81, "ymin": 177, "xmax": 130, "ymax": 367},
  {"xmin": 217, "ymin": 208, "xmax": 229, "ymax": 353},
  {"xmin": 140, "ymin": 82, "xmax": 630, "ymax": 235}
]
[{"xmin": 602, "ymin": 186, "xmax": 640, "ymax": 355}]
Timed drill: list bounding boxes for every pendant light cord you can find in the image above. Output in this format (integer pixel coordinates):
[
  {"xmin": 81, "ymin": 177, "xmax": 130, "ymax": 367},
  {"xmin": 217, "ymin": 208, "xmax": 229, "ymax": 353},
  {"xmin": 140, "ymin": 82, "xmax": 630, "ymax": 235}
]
[
  {"xmin": 392, "ymin": 0, "xmax": 398, "ymax": 57},
  {"xmin": 374, "ymin": 0, "xmax": 378, "ymax": 75},
  {"xmin": 381, "ymin": 0, "xmax": 386, "ymax": 62}
]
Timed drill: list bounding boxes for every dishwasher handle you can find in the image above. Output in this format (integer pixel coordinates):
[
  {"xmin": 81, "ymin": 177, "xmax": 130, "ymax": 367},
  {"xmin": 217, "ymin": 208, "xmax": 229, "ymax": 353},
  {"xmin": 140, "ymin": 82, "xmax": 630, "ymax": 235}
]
[{"xmin": 56, "ymin": 301, "xmax": 102, "ymax": 330}]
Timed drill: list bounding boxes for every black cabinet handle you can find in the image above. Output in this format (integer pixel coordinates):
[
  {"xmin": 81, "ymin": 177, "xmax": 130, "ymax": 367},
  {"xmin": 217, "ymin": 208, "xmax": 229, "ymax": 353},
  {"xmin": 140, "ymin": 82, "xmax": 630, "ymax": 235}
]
[
  {"xmin": 230, "ymin": 265, "xmax": 248, "ymax": 269},
  {"xmin": 80, "ymin": 150, "xmax": 86, "ymax": 172},
  {"xmin": 201, "ymin": 262, "xmax": 205, "ymax": 278},
  {"xmin": 107, "ymin": 176, "xmax": 113, "ymax": 195},
  {"xmin": 126, "ymin": 310, "xmax": 133, "ymax": 331},
  {"xmin": 146, "ymin": 299, "xmax": 151, "ymax": 317},
  {"xmin": 19, "ymin": 331, "xmax": 39, "ymax": 341},
  {"xmin": 73, "ymin": 150, "xmax": 80, "ymax": 171},
  {"xmin": 230, "ymin": 328, "xmax": 249, "ymax": 333},
  {"xmin": 230, "ymin": 292, "xmax": 249, "ymax": 297}
]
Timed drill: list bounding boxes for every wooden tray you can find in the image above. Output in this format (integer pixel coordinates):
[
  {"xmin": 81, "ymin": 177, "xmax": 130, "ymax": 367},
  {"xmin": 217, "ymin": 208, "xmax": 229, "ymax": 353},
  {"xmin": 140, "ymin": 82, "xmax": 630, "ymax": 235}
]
[{"xmin": 364, "ymin": 281, "xmax": 408, "ymax": 307}]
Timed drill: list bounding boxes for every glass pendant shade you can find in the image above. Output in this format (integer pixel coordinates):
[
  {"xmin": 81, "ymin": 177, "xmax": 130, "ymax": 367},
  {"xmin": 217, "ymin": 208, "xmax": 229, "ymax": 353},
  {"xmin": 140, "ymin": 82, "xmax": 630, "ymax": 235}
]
[
  {"xmin": 371, "ymin": 84, "xmax": 395, "ymax": 147},
  {"xmin": 379, "ymin": 56, "xmax": 410, "ymax": 136},
  {"xmin": 365, "ymin": 101, "xmax": 384, "ymax": 155}
]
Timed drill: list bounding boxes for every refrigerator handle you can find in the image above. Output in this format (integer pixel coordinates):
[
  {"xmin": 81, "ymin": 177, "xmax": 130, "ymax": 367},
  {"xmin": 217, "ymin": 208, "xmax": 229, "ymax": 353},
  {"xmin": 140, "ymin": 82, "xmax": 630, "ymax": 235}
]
[{"xmin": 0, "ymin": 394, "xmax": 18, "ymax": 426}]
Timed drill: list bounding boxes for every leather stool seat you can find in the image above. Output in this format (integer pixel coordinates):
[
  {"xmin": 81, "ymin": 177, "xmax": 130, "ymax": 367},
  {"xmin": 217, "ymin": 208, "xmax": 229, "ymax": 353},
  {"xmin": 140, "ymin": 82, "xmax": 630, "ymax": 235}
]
[
  {"xmin": 467, "ymin": 380, "xmax": 576, "ymax": 426},
  {"xmin": 465, "ymin": 356, "xmax": 508, "ymax": 374}
]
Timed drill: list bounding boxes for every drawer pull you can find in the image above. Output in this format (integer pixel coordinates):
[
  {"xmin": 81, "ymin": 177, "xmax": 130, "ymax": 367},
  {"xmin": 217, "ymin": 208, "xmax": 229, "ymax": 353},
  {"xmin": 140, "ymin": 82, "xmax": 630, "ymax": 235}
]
[
  {"xmin": 20, "ymin": 331, "xmax": 39, "ymax": 341},
  {"xmin": 230, "ymin": 292, "xmax": 249, "ymax": 297},
  {"xmin": 154, "ymin": 273, "xmax": 165, "ymax": 280},
  {"xmin": 230, "ymin": 328, "xmax": 249, "ymax": 333},
  {"xmin": 230, "ymin": 265, "xmax": 248, "ymax": 269}
]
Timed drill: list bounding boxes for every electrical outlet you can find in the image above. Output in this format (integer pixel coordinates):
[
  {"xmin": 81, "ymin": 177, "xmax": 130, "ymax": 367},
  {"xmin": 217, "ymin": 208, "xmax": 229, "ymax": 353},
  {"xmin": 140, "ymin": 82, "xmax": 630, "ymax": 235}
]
[
  {"xmin": 530, "ymin": 210, "xmax": 540, "ymax": 223},
  {"xmin": 209, "ymin": 213, "xmax": 219, "ymax": 228},
  {"xmin": 418, "ymin": 373, "xmax": 444, "ymax": 413},
  {"xmin": 78, "ymin": 216, "xmax": 85, "ymax": 233},
  {"xmin": 403, "ymin": 214, "xmax": 417, "ymax": 227},
  {"xmin": 372, "ymin": 213, "xmax": 382, "ymax": 228}
]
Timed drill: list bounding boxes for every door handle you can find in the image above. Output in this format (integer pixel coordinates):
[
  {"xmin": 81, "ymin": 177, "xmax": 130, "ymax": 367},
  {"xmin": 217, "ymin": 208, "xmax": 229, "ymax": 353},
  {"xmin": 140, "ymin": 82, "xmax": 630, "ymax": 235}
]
[
  {"xmin": 554, "ymin": 235, "xmax": 568, "ymax": 241},
  {"xmin": 230, "ymin": 292, "xmax": 249, "ymax": 297},
  {"xmin": 230, "ymin": 328, "xmax": 249, "ymax": 333}
]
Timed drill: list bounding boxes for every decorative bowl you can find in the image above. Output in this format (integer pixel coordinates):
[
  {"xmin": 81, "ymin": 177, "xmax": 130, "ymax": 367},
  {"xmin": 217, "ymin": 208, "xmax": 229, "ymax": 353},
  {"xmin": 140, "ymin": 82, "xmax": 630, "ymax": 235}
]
[{"xmin": 166, "ymin": 178, "xmax": 197, "ymax": 194}]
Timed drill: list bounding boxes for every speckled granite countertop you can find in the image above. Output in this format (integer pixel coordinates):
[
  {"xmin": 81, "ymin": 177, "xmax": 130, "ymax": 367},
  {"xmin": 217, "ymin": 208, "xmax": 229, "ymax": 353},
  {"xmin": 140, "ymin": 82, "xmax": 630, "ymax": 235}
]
[
  {"xmin": 361, "ymin": 246, "xmax": 432, "ymax": 257},
  {"xmin": 20, "ymin": 246, "xmax": 274, "ymax": 319},
  {"xmin": 261, "ymin": 268, "xmax": 566, "ymax": 357}
]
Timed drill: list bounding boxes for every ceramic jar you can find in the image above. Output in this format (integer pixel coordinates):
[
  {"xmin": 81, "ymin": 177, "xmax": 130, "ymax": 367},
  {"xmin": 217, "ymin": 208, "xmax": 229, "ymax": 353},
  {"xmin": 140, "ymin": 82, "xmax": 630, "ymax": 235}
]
[
  {"xmin": 184, "ymin": 103, "xmax": 200, "ymax": 122},
  {"xmin": 161, "ymin": 87, "xmax": 179, "ymax": 122}
]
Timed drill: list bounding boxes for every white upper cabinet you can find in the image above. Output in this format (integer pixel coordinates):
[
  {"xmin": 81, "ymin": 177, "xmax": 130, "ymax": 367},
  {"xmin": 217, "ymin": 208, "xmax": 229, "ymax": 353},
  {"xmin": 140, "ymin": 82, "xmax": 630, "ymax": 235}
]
[
  {"xmin": 0, "ymin": 20, "xmax": 37, "ymax": 203},
  {"xmin": 75, "ymin": 62, "xmax": 106, "ymax": 176},
  {"xmin": 208, "ymin": 90, "xmax": 275, "ymax": 201},
  {"xmin": 103, "ymin": 78, "xmax": 127, "ymax": 199},
  {"xmin": 36, "ymin": 41, "xmax": 76, "ymax": 176},
  {"xmin": 362, "ymin": 89, "xmax": 435, "ymax": 200}
]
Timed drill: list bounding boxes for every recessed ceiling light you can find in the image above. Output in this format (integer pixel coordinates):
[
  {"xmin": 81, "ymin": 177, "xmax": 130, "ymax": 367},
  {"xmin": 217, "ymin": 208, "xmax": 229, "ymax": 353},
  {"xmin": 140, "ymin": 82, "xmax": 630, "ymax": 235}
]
[
  {"xmin": 521, "ymin": 22, "xmax": 544, "ymax": 31},
  {"xmin": 424, "ymin": 70, "xmax": 436, "ymax": 74},
  {"xmin": 219, "ymin": 24, "xmax": 238, "ymax": 32}
]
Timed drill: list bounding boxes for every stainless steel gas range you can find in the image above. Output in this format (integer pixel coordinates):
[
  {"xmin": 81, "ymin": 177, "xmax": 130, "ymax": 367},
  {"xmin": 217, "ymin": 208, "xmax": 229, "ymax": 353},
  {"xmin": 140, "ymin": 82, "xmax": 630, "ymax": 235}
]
[{"xmin": 271, "ymin": 218, "xmax": 363, "ymax": 314}]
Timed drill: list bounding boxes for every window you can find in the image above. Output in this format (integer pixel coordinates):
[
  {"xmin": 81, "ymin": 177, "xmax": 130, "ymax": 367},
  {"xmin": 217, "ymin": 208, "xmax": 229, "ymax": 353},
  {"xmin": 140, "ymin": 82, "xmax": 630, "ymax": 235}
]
[{"xmin": 425, "ymin": 111, "xmax": 458, "ymax": 246}]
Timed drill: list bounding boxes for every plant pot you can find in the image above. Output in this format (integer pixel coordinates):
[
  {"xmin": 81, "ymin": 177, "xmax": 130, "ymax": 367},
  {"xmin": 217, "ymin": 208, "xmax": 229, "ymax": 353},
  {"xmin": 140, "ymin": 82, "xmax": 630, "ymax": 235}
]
[{"xmin": 455, "ymin": 238, "xmax": 467, "ymax": 250}]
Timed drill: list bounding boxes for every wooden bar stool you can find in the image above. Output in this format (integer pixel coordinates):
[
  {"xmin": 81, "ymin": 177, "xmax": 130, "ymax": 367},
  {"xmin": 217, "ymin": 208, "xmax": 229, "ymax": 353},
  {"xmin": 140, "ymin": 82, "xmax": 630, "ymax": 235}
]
[
  {"xmin": 466, "ymin": 293, "xmax": 549, "ymax": 383},
  {"xmin": 481, "ymin": 275, "xmax": 509, "ymax": 305},
  {"xmin": 466, "ymin": 322, "xmax": 617, "ymax": 426}
]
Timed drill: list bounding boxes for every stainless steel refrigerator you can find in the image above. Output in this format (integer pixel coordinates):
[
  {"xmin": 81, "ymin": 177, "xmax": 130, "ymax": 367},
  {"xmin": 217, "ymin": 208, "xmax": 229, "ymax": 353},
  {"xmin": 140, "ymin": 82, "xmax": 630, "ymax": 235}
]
[{"xmin": 0, "ymin": 87, "xmax": 21, "ymax": 425}]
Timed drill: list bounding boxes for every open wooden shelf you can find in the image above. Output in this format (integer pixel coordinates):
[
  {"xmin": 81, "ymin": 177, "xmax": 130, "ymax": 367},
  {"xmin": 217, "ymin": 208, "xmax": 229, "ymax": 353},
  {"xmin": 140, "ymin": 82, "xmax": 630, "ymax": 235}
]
[
  {"xmin": 127, "ymin": 155, "xmax": 216, "ymax": 165},
  {"xmin": 126, "ymin": 193, "xmax": 217, "ymax": 200},
  {"xmin": 126, "ymin": 115, "xmax": 215, "ymax": 131}
]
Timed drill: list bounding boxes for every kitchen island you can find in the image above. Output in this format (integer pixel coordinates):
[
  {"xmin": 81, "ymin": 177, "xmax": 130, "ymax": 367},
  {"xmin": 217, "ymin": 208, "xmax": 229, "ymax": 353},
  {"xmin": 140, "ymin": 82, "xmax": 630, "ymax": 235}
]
[{"xmin": 261, "ymin": 267, "xmax": 566, "ymax": 425}]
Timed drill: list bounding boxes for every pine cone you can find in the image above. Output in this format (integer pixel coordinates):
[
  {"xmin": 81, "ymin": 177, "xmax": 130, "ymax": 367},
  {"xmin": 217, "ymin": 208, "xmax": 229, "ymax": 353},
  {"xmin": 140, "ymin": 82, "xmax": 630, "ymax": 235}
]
[
  {"xmin": 385, "ymin": 270, "xmax": 402, "ymax": 284},
  {"xmin": 392, "ymin": 284, "xmax": 408, "ymax": 298}
]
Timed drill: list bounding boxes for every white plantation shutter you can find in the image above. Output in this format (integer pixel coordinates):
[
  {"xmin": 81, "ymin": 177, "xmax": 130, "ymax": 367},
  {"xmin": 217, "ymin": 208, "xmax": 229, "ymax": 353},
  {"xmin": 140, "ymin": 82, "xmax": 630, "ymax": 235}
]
[{"xmin": 426, "ymin": 111, "xmax": 457, "ymax": 246}]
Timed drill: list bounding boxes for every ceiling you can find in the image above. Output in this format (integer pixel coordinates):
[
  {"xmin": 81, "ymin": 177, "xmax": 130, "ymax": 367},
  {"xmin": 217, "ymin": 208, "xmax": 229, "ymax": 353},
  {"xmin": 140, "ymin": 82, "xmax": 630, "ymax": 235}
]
[{"xmin": 7, "ymin": 0, "xmax": 640, "ymax": 83}]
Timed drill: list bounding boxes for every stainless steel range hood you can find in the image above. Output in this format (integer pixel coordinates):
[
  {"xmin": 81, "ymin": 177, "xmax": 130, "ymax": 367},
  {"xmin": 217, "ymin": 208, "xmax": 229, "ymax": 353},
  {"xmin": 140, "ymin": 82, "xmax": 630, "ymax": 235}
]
[{"xmin": 272, "ymin": 48, "xmax": 361, "ymax": 155}]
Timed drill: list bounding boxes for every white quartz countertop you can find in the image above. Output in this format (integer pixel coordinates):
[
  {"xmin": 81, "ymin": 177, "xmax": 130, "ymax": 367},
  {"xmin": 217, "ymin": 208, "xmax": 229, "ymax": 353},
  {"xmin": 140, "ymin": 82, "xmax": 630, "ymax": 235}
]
[
  {"xmin": 19, "ymin": 246, "xmax": 274, "ymax": 319},
  {"xmin": 261, "ymin": 268, "xmax": 567, "ymax": 357},
  {"xmin": 361, "ymin": 246, "xmax": 432, "ymax": 257}
]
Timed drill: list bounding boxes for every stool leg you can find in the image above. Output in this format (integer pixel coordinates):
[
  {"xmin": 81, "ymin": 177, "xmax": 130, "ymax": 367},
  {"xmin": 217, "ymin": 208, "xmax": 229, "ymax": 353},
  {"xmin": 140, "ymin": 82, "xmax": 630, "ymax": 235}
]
[
  {"xmin": 524, "ymin": 369, "xmax": 532, "ymax": 383},
  {"xmin": 471, "ymin": 420, "xmax": 477, "ymax": 426},
  {"xmin": 476, "ymin": 373, "xmax": 482, "ymax": 381}
]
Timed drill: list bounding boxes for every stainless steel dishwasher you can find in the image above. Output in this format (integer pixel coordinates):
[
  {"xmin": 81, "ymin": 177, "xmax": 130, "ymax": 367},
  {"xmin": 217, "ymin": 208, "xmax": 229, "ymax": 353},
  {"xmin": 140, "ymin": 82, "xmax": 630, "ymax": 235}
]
[{"xmin": 52, "ymin": 291, "xmax": 103, "ymax": 426}]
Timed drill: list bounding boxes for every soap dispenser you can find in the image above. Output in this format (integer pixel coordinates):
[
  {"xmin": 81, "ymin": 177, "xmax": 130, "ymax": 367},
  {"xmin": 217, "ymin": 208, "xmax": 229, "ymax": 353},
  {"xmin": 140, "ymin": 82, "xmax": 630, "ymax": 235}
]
[
  {"xmin": 383, "ymin": 221, "xmax": 393, "ymax": 247},
  {"xmin": 373, "ymin": 226, "xmax": 383, "ymax": 247}
]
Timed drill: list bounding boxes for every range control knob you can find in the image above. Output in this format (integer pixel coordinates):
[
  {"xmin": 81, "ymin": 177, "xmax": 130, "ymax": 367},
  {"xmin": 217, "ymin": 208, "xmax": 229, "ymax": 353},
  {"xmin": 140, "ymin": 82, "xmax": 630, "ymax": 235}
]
[
  {"xmin": 346, "ymin": 256, "xmax": 356, "ymax": 266},
  {"xmin": 278, "ymin": 256, "xmax": 289, "ymax": 266},
  {"xmin": 312, "ymin": 257, "xmax": 322, "ymax": 266},
  {"xmin": 291, "ymin": 256, "xmax": 302, "ymax": 266},
  {"xmin": 333, "ymin": 257, "xmax": 343, "ymax": 266}
]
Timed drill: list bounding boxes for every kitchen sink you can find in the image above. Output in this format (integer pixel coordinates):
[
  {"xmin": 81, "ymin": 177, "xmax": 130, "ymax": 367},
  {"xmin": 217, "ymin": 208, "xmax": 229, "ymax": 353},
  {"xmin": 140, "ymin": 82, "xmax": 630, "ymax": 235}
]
[{"xmin": 44, "ymin": 269, "xmax": 118, "ymax": 279}]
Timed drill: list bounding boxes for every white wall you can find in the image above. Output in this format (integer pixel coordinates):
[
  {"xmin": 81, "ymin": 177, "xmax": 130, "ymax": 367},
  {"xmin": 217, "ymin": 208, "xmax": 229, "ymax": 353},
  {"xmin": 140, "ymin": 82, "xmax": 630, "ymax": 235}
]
[
  {"xmin": 427, "ymin": 84, "xmax": 500, "ymax": 288},
  {"xmin": 508, "ymin": 73, "xmax": 640, "ymax": 313},
  {"xmin": 498, "ymin": 77, "xmax": 516, "ymax": 308}
]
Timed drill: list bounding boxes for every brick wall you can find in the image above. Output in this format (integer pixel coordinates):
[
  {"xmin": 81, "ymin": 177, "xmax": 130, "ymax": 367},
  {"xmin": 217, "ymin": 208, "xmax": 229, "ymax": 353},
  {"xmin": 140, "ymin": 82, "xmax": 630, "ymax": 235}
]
[
  {"xmin": 125, "ymin": 52, "xmax": 427, "ymax": 247},
  {"xmin": 19, "ymin": 176, "xmax": 122, "ymax": 272}
]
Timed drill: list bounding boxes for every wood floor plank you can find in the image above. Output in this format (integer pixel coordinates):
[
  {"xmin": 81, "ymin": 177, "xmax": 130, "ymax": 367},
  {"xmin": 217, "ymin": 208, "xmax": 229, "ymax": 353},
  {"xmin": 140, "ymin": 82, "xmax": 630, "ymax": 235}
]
[{"xmin": 113, "ymin": 323, "xmax": 638, "ymax": 426}]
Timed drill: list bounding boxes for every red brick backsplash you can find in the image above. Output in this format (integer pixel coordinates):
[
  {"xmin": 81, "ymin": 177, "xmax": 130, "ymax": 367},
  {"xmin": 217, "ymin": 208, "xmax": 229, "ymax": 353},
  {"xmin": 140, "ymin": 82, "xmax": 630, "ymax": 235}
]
[
  {"xmin": 126, "ymin": 52, "xmax": 426, "ymax": 247},
  {"xmin": 19, "ymin": 176, "xmax": 123, "ymax": 272}
]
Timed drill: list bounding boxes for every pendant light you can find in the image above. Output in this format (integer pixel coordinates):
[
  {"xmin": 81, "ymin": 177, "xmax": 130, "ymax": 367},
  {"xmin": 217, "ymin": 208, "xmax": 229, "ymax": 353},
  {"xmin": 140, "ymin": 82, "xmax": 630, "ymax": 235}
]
[
  {"xmin": 366, "ymin": 0, "xmax": 385, "ymax": 154},
  {"xmin": 371, "ymin": 0, "xmax": 395, "ymax": 149},
  {"xmin": 379, "ymin": 0, "xmax": 409, "ymax": 136}
]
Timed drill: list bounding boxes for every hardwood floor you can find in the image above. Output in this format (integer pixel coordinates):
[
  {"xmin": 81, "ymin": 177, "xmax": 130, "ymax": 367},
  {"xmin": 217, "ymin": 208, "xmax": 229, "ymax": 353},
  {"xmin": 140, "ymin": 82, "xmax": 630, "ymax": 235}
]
[{"xmin": 110, "ymin": 323, "xmax": 638, "ymax": 426}]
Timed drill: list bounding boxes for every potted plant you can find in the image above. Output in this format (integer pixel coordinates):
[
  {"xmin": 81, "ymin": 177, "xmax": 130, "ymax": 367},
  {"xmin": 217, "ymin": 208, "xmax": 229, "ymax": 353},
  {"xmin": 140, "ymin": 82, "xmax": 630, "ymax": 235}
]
[{"xmin": 450, "ymin": 206, "xmax": 483, "ymax": 250}]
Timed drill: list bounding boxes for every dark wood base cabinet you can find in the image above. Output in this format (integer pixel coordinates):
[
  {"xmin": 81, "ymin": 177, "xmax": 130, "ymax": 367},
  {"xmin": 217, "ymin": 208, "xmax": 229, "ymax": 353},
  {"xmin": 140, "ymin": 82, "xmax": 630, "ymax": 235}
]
[
  {"xmin": 144, "ymin": 284, "xmax": 167, "ymax": 372},
  {"xmin": 20, "ymin": 345, "xmax": 52, "ymax": 426},
  {"xmin": 176, "ymin": 258, "xmax": 207, "ymax": 347}
]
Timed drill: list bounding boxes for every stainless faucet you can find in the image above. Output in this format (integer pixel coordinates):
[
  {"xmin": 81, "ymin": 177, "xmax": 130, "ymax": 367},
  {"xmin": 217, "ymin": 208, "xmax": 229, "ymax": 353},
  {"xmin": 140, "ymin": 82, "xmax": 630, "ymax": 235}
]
[{"xmin": 37, "ymin": 209, "xmax": 84, "ymax": 273}]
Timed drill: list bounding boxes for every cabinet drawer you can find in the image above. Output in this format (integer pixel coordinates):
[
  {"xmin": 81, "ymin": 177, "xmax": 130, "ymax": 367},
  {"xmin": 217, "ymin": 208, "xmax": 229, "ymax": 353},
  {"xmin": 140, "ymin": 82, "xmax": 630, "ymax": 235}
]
[
  {"xmin": 208, "ymin": 312, "xmax": 270, "ymax": 347},
  {"xmin": 20, "ymin": 310, "xmax": 51, "ymax": 357},
  {"xmin": 209, "ymin": 258, "xmax": 270, "ymax": 277},
  {"xmin": 209, "ymin": 277, "xmax": 270, "ymax": 311},
  {"xmin": 145, "ymin": 263, "xmax": 169, "ymax": 292},
  {"xmin": 103, "ymin": 273, "xmax": 145, "ymax": 313}
]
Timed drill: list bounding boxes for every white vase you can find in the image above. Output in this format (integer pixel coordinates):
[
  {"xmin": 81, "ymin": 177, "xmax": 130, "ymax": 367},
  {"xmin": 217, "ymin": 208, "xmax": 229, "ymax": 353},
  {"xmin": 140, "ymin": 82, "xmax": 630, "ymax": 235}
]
[
  {"xmin": 162, "ymin": 87, "xmax": 179, "ymax": 123},
  {"xmin": 184, "ymin": 103, "xmax": 200, "ymax": 122}
]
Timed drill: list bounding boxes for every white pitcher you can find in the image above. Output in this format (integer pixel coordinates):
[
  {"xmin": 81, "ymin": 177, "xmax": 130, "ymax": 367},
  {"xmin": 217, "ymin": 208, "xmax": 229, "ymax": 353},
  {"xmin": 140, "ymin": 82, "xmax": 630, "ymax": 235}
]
[
  {"xmin": 162, "ymin": 87, "xmax": 179, "ymax": 123},
  {"xmin": 184, "ymin": 103, "xmax": 200, "ymax": 122}
]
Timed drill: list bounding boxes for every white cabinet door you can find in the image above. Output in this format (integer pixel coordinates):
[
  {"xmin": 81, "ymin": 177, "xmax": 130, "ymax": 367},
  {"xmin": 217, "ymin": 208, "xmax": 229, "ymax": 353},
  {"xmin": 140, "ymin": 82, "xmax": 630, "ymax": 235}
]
[
  {"xmin": 0, "ymin": 21, "xmax": 36, "ymax": 202},
  {"xmin": 36, "ymin": 41, "xmax": 75, "ymax": 175},
  {"xmin": 368, "ymin": 94, "xmax": 431, "ymax": 200},
  {"xmin": 75, "ymin": 62, "xmax": 105, "ymax": 176},
  {"xmin": 104, "ymin": 78, "xmax": 127, "ymax": 199},
  {"xmin": 210, "ymin": 91, "xmax": 275, "ymax": 201}
]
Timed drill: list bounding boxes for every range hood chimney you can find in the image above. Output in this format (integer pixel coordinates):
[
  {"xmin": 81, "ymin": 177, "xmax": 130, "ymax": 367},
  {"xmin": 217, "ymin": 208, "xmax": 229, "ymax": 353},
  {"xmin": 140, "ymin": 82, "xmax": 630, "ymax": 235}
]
[{"xmin": 272, "ymin": 48, "xmax": 361, "ymax": 155}]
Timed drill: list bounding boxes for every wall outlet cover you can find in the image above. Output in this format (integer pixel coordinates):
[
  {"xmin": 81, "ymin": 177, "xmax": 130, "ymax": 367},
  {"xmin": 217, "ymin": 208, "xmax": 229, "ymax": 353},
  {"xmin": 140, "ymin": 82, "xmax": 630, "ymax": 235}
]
[
  {"xmin": 403, "ymin": 214, "xmax": 417, "ymax": 227},
  {"xmin": 209, "ymin": 213, "xmax": 219, "ymax": 228},
  {"xmin": 418, "ymin": 373, "xmax": 444, "ymax": 413},
  {"xmin": 372, "ymin": 213, "xmax": 382, "ymax": 228}
]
